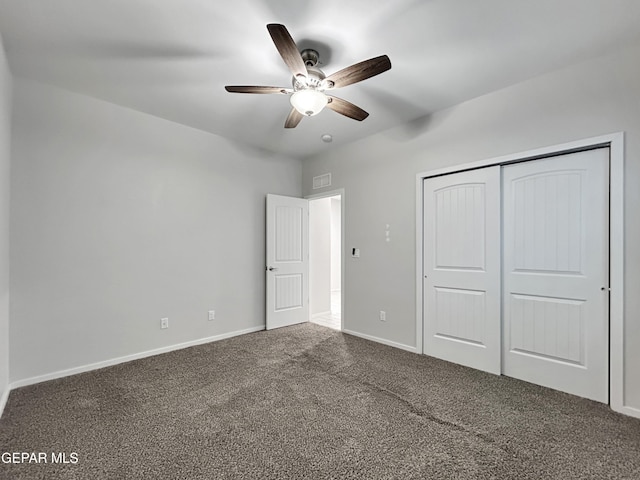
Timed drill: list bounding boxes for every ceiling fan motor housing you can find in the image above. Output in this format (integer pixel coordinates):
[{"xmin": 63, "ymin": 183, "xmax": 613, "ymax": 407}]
[{"xmin": 292, "ymin": 65, "xmax": 326, "ymax": 91}]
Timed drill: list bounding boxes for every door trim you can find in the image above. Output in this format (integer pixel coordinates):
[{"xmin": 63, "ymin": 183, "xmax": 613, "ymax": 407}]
[
  {"xmin": 306, "ymin": 188, "xmax": 345, "ymax": 331},
  {"xmin": 415, "ymin": 132, "xmax": 630, "ymax": 417}
]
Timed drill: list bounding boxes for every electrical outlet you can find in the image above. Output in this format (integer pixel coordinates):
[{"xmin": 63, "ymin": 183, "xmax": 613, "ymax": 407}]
[
  {"xmin": 208, "ymin": 310, "xmax": 215, "ymax": 321},
  {"xmin": 379, "ymin": 310, "xmax": 386, "ymax": 322},
  {"xmin": 160, "ymin": 317, "xmax": 169, "ymax": 329}
]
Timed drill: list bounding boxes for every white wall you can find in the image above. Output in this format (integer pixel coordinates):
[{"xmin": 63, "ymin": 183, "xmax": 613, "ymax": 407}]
[
  {"xmin": 9, "ymin": 78, "xmax": 302, "ymax": 383},
  {"xmin": 0, "ymin": 33, "xmax": 11, "ymax": 410},
  {"xmin": 309, "ymin": 197, "xmax": 331, "ymax": 315},
  {"xmin": 302, "ymin": 43, "xmax": 640, "ymax": 412}
]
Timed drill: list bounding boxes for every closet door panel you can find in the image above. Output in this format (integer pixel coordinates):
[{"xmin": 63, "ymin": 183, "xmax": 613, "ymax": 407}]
[
  {"xmin": 502, "ymin": 149, "xmax": 609, "ymax": 403},
  {"xmin": 423, "ymin": 166, "xmax": 501, "ymax": 374}
]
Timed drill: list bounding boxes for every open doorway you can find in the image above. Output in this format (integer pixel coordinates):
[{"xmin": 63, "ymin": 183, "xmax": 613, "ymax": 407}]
[{"xmin": 309, "ymin": 194, "xmax": 341, "ymax": 330}]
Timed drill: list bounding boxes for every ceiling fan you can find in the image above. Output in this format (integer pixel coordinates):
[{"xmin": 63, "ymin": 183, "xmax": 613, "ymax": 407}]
[{"xmin": 225, "ymin": 24, "xmax": 392, "ymax": 128}]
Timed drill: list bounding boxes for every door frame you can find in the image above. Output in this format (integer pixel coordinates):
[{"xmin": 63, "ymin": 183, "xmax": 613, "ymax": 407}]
[
  {"xmin": 306, "ymin": 188, "xmax": 345, "ymax": 331},
  {"xmin": 415, "ymin": 132, "xmax": 629, "ymax": 417}
]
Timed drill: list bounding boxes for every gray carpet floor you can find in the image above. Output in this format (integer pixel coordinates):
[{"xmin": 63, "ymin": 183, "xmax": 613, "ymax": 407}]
[{"xmin": 1, "ymin": 323, "xmax": 639, "ymax": 479}]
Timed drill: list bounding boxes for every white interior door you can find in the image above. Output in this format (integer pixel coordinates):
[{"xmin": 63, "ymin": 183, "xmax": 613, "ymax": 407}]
[
  {"xmin": 266, "ymin": 194, "xmax": 309, "ymax": 330},
  {"xmin": 423, "ymin": 166, "xmax": 501, "ymax": 374},
  {"xmin": 502, "ymin": 149, "xmax": 609, "ymax": 402}
]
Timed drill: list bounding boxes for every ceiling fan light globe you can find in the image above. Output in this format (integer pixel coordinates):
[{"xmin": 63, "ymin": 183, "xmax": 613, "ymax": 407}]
[{"xmin": 290, "ymin": 90, "xmax": 328, "ymax": 117}]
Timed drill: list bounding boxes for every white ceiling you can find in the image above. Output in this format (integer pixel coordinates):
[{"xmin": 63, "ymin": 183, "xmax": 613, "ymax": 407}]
[{"xmin": 1, "ymin": 0, "xmax": 640, "ymax": 158}]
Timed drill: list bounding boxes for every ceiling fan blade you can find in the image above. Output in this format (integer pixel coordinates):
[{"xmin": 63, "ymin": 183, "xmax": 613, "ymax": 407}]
[
  {"xmin": 325, "ymin": 55, "xmax": 391, "ymax": 89},
  {"xmin": 285, "ymin": 108, "xmax": 304, "ymax": 128},
  {"xmin": 225, "ymin": 86, "xmax": 292, "ymax": 94},
  {"xmin": 267, "ymin": 24, "xmax": 308, "ymax": 80},
  {"xmin": 326, "ymin": 96, "xmax": 369, "ymax": 121}
]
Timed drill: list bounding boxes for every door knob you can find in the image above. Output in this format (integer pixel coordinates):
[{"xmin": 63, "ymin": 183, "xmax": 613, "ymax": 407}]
[{"xmin": 268, "ymin": 266, "xmax": 279, "ymax": 272}]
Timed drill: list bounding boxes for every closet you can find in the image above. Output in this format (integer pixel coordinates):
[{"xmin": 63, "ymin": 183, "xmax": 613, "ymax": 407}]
[{"xmin": 422, "ymin": 148, "xmax": 609, "ymax": 402}]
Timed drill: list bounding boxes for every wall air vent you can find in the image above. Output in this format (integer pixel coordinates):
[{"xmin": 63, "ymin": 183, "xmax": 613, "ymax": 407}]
[{"xmin": 312, "ymin": 173, "xmax": 331, "ymax": 189}]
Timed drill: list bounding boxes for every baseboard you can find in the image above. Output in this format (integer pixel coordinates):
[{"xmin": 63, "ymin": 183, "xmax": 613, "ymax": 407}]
[
  {"xmin": 9, "ymin": 325, "xmax": 265, "ymax": 390},
  {"xmin": 612, "ymin": 404, "xmax": 640, "ymax": 420},
  {"xmin": 342, "ymin": 329, "xmax": 418, "ymax": 354},
  {"xmin": 0, "ymin": 386, "xmax": 9, "ymax": 420},
  {"xmin": 311, "ymin": 311, "xmax": 331, "ymax": 319}
]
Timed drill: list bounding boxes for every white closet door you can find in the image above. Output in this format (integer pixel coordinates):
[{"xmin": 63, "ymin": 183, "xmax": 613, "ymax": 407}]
[
  {"xmin": 502, "ymin": 149, "xmax": 609, "ymax": 402},
  {"xmin": 423, "ymin": 166, "xmax": 501, "ymax": 374}
]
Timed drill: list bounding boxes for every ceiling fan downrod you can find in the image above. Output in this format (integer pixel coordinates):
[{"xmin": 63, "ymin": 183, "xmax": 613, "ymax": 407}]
[{"xmin": 300, "ymin": 48, "xmax": 319, "ymax": 68}]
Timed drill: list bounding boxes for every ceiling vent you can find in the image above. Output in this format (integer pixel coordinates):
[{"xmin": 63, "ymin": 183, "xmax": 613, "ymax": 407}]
[{"xmin": 312, "ymin": 173, "xmax": 331, "ymax": 189}]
